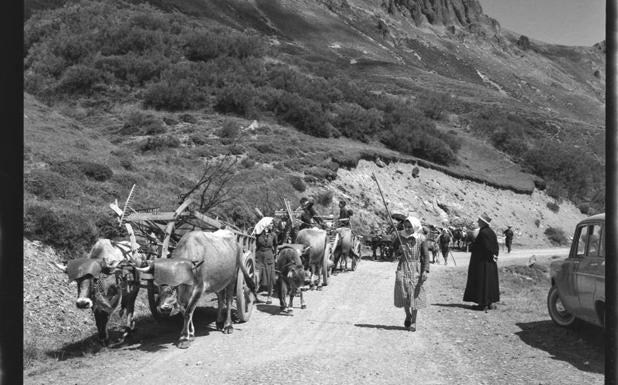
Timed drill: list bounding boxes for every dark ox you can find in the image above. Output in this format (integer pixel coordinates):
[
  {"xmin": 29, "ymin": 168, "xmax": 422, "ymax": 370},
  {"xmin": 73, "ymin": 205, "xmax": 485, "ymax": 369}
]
[
  {"xmin": 295, "ymin": 228, "xmax": 333, "ymax": 289},
  {"xmin": 275, "ymin": 244, "xmax": 309, "ymax": 313},
  {"xmin": 53, "ymin": 239, "xmax": 141, "ymax": 346},
  {"xmin": 138, "ymin": 230, "xmax": 257, "ymax": 349}
]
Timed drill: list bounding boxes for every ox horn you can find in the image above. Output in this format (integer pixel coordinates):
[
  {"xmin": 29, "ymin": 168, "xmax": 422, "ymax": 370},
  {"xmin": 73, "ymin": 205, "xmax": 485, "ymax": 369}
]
[
  {"xmin": 135, "ymin": 261, "xmax": 153, "ymax": 273},
  {"xmin": 51, "ymin": 261, "xmax": 68, "ymax": 273}
]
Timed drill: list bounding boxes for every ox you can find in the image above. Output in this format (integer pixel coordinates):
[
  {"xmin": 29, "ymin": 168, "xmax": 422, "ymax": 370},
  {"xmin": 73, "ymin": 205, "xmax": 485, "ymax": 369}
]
[
  {"xmin": 137, "ymin": 230, "xmax": 257, "ymax": 349},
  {"xmin": 275, "ymin": 244, "xmax": 309, "ymax": 313},
  {"xmin": 53, "ymin": 239, "xmax": 141, "ymax": 346},
  {"xmin": 332, "ymin": 227, "xmax": 361, "ymax": 272},
  {"xmin": 295, "ymin": 228, "xmax": 332, "ymax": 289}
]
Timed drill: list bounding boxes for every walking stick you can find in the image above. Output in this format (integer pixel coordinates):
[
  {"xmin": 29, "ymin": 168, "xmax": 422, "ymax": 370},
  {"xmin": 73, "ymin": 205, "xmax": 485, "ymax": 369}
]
[
  {"xmin": 371, "ymin": 173, "xmax": 418, "ymax": 287},
  {"xmin": 449, "ymin": 249, "xmax": 457, "ymax": 266}
]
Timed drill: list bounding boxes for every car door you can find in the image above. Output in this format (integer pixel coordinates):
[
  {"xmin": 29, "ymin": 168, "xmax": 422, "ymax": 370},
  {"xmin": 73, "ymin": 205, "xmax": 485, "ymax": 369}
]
[
  {"xmin": 555, "ymin": 224, "xmax": 588, "ymax": 312},
  {"xmin": 576, "ymin": 222, "xmax": 604, "ymax": 324}
]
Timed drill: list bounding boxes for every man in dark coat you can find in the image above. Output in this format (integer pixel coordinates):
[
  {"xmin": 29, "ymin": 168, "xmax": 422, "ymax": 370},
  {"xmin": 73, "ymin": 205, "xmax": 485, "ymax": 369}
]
[
  {"xmin": 503, "ymin": 226, "xmax": 514, "ymax": 253},
  {"xmin": 299, "ymin": 197, "xmax": 322, "ymax": 230},
  {"xmin": 463, "ymin": 213, "xmax": 500, "ymax": 311},
  {"xmin": 337, "ymin": 200, "xmax": 352, "ymax": 227}
]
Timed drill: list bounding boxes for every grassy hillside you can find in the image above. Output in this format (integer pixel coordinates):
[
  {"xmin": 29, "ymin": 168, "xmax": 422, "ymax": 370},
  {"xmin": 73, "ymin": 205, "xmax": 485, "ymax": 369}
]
[{"xmin": 23, "ymin": 0, "xmax": 604, "ymax": 257}]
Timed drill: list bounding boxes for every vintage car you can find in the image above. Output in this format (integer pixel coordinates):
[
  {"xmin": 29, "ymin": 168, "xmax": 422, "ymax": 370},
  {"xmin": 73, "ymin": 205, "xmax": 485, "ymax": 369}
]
[{"xmin": 547, "ymin": 213, "xmax": 605, "ymax": 328}]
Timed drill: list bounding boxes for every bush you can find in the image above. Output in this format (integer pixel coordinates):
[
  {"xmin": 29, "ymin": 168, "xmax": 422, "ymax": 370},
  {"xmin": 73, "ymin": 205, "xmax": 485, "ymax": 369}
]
[
  {"xmin": 139, "ymin": 136, "xmax": 181, "ymax": 152},
  {"xmin": 254, "ymin": 142, "xmax": 277, "ymax": 154},
  {"xmin": 546, "ymin": 201, "xmax": 560, "ymax": 213},
  {"xmin": 534, "ymin": 219, "xmax": 541, "ymax": 228},
  {"xmin": 24, "ymin": 170, "xmax": 81, "ymax": 199},
  {"xmin": 273, "ymin": 92, "xmax": 331, "ymax": 137},
  {"xmin": 56, "ymin": 64, "xmax": 101, "ymax": 94},
  {"xmin": 120, "ymin": 111, "xmax": 165, "ymax": 135},
  {"xmin": 179, "ymin": 113, "xmax": 197, "ymax": 123},
  {"xmin": 24, "ymin": 203, "xmax": 99, "ymax": 256},
  {"xmin": 331, "ymin": 151, "xmax": 361, "ymax": 169},
  {"xmin": 544, "ymin": 226, "xmax": 568, "ymax": 246},
  {"xmin": 289, "ymin": 176, "xmax": 306, "ymax": 192},
  {"xmin": 214, "ymin": 85, "xmax": 258, "ymax": 118},
  {"xmin": 51, "ymin": 160, "xmax": 113, "ymax": 182},
  {"xmin": 240, "ymin": 157, "xmax": 255, "ymax": 168},
  {"xmin": 218, "ymin": 119, "xmax": 241, "ymax": 139},
  {"xmin": 417, "ymin": 93, "xmax": 452, "ymax": 120},
  {"xmin": 314, "ymin": 190, "xmax": 334, "ymax": 206},
  {"xmin": 306, "ymin": 167, "xmax": 337, "ymax": 181},
  {"xmin": 143, "ymin": 79, "xmax": 199, "ymax": 111}
]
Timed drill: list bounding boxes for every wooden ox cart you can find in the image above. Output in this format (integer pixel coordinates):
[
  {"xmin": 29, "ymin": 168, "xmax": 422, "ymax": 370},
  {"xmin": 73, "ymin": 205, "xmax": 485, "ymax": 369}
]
[{"xmin": 111, "ymin": 196, "xmax": 257, "ymax": 323}]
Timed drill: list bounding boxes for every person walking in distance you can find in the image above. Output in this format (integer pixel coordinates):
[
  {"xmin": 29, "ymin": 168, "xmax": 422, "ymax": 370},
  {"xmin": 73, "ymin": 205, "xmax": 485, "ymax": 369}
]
[
  {"xmin": 503, "ymin": 226, "xmax": 514, "ymax": 253},
  {"xmin": 393, "ymin": 216, "xmax": 430, "ymax": 331},
  {"xmin": 438, "ymin": 227, "xmax": 451, "ymax": 265},
  {"xmin": 463, "ymin": 213, "xmax": 500, "ymax": 311}
]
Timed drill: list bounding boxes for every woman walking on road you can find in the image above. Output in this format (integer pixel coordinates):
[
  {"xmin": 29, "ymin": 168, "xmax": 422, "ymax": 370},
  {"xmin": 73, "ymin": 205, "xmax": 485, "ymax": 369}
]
[
  {"xmin": 254, "ymin": 218, "xmax": 277, "ymax": 304},
  {"xmin": 463, "ymin": 213, "xmax": 500, "ymax": 311},
  {"xmin": 393, "ymin": 216, "xmax": 430, "ymax": 331}
]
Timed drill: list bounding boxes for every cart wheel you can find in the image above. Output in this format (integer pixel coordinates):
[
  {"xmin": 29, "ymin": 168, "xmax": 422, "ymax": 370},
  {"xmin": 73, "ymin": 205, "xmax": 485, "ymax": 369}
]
[
  {"xmin": 147, "ymin": 281, "xmax": 166, "ymax": 321},
  {"xmin": 236, "ymin": 254, "xmax": 256, "ymax": 323}
]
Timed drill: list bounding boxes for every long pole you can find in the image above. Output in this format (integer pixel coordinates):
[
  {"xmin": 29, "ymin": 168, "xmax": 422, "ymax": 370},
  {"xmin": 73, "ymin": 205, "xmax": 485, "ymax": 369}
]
[
  {"xmin": 449, "ymin": 249, "xmax": 457, "ymax": 266},
  {"xmin": 371, "ymin": 173, "xmax": 416, "ymax": 283}
]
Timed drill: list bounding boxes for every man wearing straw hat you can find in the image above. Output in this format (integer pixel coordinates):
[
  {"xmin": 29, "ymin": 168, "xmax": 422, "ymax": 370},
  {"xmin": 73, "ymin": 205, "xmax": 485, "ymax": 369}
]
[{"xmin": 463, "ymin": 213, "xmax": 500, "ymax": 311}]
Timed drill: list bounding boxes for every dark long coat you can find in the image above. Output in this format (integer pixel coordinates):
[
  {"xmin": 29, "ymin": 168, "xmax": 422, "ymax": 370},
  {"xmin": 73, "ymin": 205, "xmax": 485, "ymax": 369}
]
[
  {"xmin": 463, "ymin": 225, "xmax": 500, "ymax": 306},
  {"xmin": 255, "ymin": 232, "xmax": 276, "ymax": 292}
]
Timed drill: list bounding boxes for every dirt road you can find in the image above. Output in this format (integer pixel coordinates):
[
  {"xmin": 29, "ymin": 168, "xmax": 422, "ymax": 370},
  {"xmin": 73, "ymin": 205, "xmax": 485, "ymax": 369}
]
[{"xmin": 25, "ymin": 248, "xmax": 603, "ymax": 385}]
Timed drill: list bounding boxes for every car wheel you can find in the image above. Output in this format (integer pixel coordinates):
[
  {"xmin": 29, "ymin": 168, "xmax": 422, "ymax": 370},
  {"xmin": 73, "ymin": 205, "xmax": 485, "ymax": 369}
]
[{"xmin": 547, "ymin": 285, "xmax": 576, "ymax": 327}]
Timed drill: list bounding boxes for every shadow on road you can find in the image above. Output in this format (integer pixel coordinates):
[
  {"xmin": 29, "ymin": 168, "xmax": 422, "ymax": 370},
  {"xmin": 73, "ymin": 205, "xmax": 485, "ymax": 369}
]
[
  {"xmin": 46, "ymin": 307, "xmax": 220, "ymax": 360},
  {"xmin": 514, "ymin": 320, "xmax": 604, "ymax": 374},
  {"xmin": 354, "ymin": 323, "xmax": 409, "ymax": 332},
  {"xmin": 431, "ymin": 303, "xmax": 478, "ymax": 310}
]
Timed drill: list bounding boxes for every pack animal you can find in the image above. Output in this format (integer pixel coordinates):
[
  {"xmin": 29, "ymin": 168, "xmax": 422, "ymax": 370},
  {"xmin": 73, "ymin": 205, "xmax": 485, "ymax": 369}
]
[
  {"xmin": 137, "ymin": 230, "xmax": 257, "ymax": 349},
  {"xmin": 332, "ymin": 227, "xmax": 361, "ymax": 272},
  {"xmin": 295, "ymin": 228, "xmax": 332, "ymax": 289},
  {"xmin": 53, "ymin": 239, "xmax": 141, "ymax": 346},
  {"xmin": 275, "ymin": 244, "xmax": 309, "ymax": 313}
]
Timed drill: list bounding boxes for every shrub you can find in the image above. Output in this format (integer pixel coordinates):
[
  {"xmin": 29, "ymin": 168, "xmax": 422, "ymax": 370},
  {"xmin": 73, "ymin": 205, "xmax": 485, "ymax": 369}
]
[
  {"xmin": 314, "ymin": 190, "xmax": 334, "ymax": 206},
  {"xmin": 51, "ymin": 160, "xmax": 113, "ymax": 182},
  {"xmin": 289, "ymin": 176, "xmax": 306, "ymax": 192},
  {"xmin": 254, "ymin": 142, "xmax": 277, "ymax": 154},
  {"xmin": 179, "ymin": 113, "xmax": 197, "ymax": 123},
  {"xmin": 416, "ymin": 93, "xmax": 452, "ymax": 120},
  {"xmin": 139, "ymin": 135, "xmax": 181, "ymax": 152},
  {"xmin": 306, "ymin": 167, "xmax": 337, "ymax": 181},
  {"xmin": 214, "ymin": 85, "xmax": 258, "ymax": 118},
  {"xmin": 546, "ymin": 201, "xmax": 560, "ymax": 213},
  {"xmin": 534, "ymin": 219, "xmax": 541, "ymax": 228},
  {"xmin": 240, "ymin": 157, "xmax": 255, "ymax": 168},
  {"xmin": 143, "ymin": 79, "xmax": 198, "ymax": 111},
  {"xmin": 218, "ymin": 119, "xmax": 241, "ymax": 139},
  {"xmin": 24, "ymin": 203, "xmax": 99, "ymax": 256},
  {"xmin": 120, "ymin": 111, "xmax": 165, "ymax": 135},
  {"xmin": 56, "ymin": 64, "xmax": 101, "ymax": 94},
  {"xmin": 24, "ymin": 170, "xmax": 81, "ymax": 199},
  {"xmin": 272, "ymin": 92, "xmax": 331, "ymax": 137},
  {"xmin": 544, "ymin": 226, "xmax": 568, "ymax": 246},
  {"xmin": 329, "ymin": 103, "xmax": 382, "ymax": 142},
  {"xmin": 331, "ymin": 151, "xmax": 361, "ymax": 169}
]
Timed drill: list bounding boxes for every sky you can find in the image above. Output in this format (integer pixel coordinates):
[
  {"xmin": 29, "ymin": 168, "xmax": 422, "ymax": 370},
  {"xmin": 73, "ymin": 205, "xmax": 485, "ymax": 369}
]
[{"xmin": 478, "ymin": 0, "xmax": 605, "ymax": 46}]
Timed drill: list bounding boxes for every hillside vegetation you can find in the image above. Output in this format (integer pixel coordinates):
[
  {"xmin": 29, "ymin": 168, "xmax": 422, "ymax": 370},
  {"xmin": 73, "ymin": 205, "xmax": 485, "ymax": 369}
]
[{"xmin": 23, "ymin": 0, "xmax": 604, "ymax": 257}]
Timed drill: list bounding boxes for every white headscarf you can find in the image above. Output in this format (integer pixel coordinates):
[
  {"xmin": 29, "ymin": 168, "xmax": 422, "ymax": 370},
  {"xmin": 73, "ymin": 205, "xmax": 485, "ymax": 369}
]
[
  {"xmin": 403, "ymin": 216, "xmax": 423, "ymax": 238},
  {"xmin": 253, "ymin": 217, "xmax": 274, "ymax": 236}
]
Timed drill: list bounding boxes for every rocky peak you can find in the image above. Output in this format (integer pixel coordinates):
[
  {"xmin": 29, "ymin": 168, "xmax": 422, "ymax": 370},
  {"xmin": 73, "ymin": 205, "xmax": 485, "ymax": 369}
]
[{"xmin": 381, "ymin": 0, "xmax": 499, "ymax": 33}]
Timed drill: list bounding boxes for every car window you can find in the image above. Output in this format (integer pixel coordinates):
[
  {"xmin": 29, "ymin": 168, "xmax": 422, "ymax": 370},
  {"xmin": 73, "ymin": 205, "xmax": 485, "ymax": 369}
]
[
  {"xmin": 575, "ymin": 225, "xmax": 588, "ymax": 257},
  {"xmin": 587, "ymin": 224, "xmax": 601, "ymax": 257}
]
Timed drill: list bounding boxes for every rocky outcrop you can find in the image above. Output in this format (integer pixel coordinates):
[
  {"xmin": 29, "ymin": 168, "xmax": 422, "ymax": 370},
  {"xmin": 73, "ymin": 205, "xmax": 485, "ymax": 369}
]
[
  {"xmin": 381, "ymin": 0, "xmax": 499, "ymax": 33},
  {"xmin": 593, "ymin": 40, "xmax": 605, "ymax": 53}
]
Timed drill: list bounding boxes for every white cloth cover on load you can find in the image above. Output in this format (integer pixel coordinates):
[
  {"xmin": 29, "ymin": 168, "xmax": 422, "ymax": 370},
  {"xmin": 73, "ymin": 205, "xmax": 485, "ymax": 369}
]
[{"xmin": 253, "ymin": 216, "xmax": 274, "ymax": 235}]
